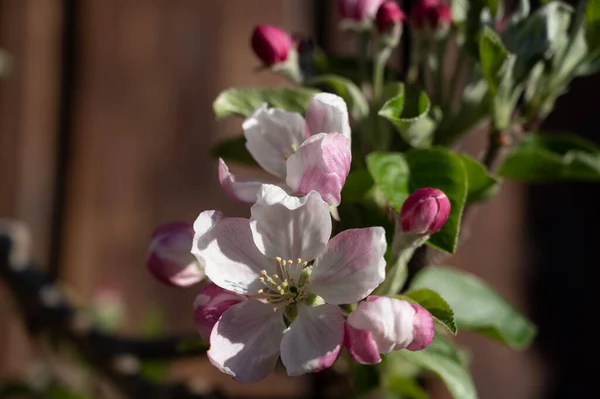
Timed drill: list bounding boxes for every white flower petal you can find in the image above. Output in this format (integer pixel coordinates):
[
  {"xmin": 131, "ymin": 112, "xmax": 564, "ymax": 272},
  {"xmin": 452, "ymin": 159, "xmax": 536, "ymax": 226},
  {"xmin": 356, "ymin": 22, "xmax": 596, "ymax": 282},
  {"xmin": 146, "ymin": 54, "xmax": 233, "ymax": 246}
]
[
  {"xmin": 193, "ymin": 216, "xmax": 273, "ymax": 295},
  {"xmin": 243, "ymin": 104, "xmax": 307, "ymax": 179},
  {"xmin": 218, "ymin": 158, "xmax": 286, "ymax": 204},
  {"xmin": 250, "ymin": 186, "xmax": 331, "ymax": 261},
  {"xmin": 208, "ymin": 300, "xmax": 286, "ymax": 382},
  {"xmin": 305, "ymin": 93, "xmax": 351, "ymax": 141},
  {"xmin": 347, "ymin": 296, "xmax": 416, "ymax": 354},
  {"xmin": 309, "ymin": 227, "xmax": 386, "ymax": 304},
  {"xmin": 280, "ymin": 304, "xmax": 344, "ymax": 376},
  {"xmin": 286, "ymin": 133, "xmax": 351, "ymax": 206}
]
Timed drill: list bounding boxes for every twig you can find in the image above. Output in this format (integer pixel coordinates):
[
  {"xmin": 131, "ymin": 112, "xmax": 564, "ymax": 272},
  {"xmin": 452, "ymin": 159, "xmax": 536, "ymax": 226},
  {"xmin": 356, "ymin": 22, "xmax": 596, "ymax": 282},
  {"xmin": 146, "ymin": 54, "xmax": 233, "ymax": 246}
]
[{"xmin": 0, "ymin": 226, "xmax": 224, "ymax": 399}]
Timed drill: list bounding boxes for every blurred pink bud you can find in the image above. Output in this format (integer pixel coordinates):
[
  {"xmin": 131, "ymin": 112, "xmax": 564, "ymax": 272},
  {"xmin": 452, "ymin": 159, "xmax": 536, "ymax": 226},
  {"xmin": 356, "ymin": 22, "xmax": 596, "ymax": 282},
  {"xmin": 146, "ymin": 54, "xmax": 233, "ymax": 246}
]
[
  {"xmin": 410, "ymin": 0, "xmax": 451, "ymax": 30},
  {"xmin": 399, "ymin": 187, "xmax": 450, "ymax": 235},
  {"xmin": 251, "ymin": 24, "xmax": 292, "ymax": 66},
  {"xmin": 406, "ymin": 303, "xmax": 435, "ymax": 351},
  {"xmin": 375, "ymin": 1, "xmax": 406, "ymax": 32},
  {"xmin": 339, "ymin": 0, "xmax": 385, "ymax": 22},
  {"xmin": 147, "ymin": 222, "xmax": 204, "ymax": 287},
  {"xmin": 193, "ymin": 283, "xmax": 246, "ymax": 341}
]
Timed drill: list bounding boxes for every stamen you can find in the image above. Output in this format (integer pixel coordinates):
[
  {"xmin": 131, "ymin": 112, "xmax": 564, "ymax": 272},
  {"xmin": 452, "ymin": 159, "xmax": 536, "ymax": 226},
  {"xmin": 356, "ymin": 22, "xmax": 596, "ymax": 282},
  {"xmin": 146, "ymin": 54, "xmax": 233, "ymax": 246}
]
[{"xmin": 291, "ymin": 144, "xmax": 298, "ymax": 152}]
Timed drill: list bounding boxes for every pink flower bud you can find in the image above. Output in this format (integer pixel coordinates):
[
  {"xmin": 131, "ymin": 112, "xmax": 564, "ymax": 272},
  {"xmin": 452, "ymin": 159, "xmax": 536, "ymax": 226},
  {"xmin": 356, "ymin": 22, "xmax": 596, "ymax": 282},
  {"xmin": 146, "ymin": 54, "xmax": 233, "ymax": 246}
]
[
  {"xmin": 410, "ymin": 0, "xmax": 451, "ymax": 30},
  {"xmin": 147, "ymin": 222, "xmax": 204, "ymax": 287},
  {"xmin": 375, "ymin": 1, "xmax": 406, "ymax": 32},
  {"xmin": 339, "ymin": 0, "xmax": 385, "ymax": 22},
  {"xmin": 251, "ymin": 24, "xmax": 292, "ymax": 66},
  {"xmin": 406, "ymin": 304, "xmax": 435, "ymax": 351},
  {"xmin": 193, "ymin": 283, "xmax": 246, "ymax": 342},
  {"xmin": 399, "ymin": 187, "xmax": 450, "ymax": 235}
]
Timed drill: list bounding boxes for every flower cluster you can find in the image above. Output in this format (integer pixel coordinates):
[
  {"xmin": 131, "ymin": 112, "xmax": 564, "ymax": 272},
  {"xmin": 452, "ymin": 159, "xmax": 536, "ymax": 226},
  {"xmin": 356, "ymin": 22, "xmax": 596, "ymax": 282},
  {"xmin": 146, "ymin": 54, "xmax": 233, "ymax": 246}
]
[{"xmin": 146, "ymin": 92, "xmax": 448, "ymax": 381}]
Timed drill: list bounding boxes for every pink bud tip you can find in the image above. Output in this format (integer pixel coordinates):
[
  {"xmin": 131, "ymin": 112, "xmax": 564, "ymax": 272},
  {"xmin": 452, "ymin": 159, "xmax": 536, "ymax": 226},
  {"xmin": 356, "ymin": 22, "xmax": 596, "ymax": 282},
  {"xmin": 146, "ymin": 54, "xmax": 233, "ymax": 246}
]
[
  {"xmin": 339, "ymin": 0, "xmax": 385, "ymax": 22},
  {"xmin": 375, "ymin": 1, "xmax": 406, "ymax": 32},
  {"xmin": 251, "ymin": 24, "xmax": 292, "ymax": 66},
  {"xmin": 410, "ymin": 0, "xmax": 451, "ymax": 30},
  {"xmin": 147, "ymin": 222, "xmax": 204, "ymax": 287},
  {"xmin": 193, "ymin": 284, "xmax": 246, "ymax": 342},
  {"xmin": 406, "ymin": 304, "xmax": 435, "ymax": 351},
  {"xmin": 399, "ymin": 187, "xmax": 451, "ymax": 235}
]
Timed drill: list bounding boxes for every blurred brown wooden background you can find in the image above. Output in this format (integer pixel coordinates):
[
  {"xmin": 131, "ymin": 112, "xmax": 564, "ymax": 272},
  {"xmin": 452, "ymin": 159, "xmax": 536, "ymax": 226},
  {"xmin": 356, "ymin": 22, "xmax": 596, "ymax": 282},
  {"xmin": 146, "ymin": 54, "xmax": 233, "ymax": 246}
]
[{"xmin": 0, "ymin": 1, "xmax": 543, "ymax": 398}]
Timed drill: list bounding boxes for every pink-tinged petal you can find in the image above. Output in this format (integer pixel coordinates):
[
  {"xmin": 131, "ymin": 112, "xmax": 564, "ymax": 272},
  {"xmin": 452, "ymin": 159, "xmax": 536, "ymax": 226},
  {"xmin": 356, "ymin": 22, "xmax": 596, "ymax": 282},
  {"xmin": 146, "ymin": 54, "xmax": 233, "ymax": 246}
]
[
  {"xmin": 250, "ymin": 185, "xmax": 331, "ymax": 261},
  {"xmin": 305, "ymin": 93, "xmax": 351, "ymax": 141},
  {"xmin": 309, "ymin": 227, "xmax": 386, "ymax": 304},
  {"xmin": 406, "ymin": 304, "xmax": 435, "ymax": 351},
  {"xmin": 193, "ymin": 283, "xmax": 247, "ymax": 341},
  {"xmin": 218, "ymin": 158, "xmax": 280, "ymax": 204},
  {"xmin": 280, "ymin": 304, "xmax": 344, "ymax": 376},
  {"xmin": 286, "ymin": 133, "xmax": 351, "ymax": 206},
  {"xmin": 344, "ymin": 322, "xmax": 381, "ymax": 364},
  {"xmin": 208, "ymin": 300, "xmax": 286, "ymax": 382},
  {"xmin": 148, "ymin": 222, "xmax": 204, "ymax": 287},
  {"xmin": 243, "ymin": 104, "xmax": 306, "ymax": 179},
  {"xmin": 347, "ymin": 296, "xmax": 416, "ymax": 354},
  {"xmin": 193, "ymin": 215, "xmax": 273, "ymax": 295}
]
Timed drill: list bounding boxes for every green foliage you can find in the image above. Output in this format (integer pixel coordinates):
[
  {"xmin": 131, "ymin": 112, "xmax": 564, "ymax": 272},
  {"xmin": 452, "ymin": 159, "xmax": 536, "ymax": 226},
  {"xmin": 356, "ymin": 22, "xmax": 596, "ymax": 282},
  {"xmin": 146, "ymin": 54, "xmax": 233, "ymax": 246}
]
[
  {"xmin": 459, "ymin": 154, "xmax": 500, "ymax": 203},
  {"xmin": 499, "ymin": 132, "xmax": 600, "ymax": 181},
  {"xmin": 411, "ymin": 266, "xmax": 537, "ymax": 349},
  {"xmin": 387, "ymin": 375, "xmax": 429, "ymax": 399},
  {"xmin": 397, "ymin": 335, "xmax": 477, "ymax": 399},
  {"xmin": 585, "ymin": 0, "xmax": 600, "ymax": 54},
  {"xmin": 402, "ymin": 288, "xmax": 457, "ymax": 334},
  {"xmin": 213, "ymin": 87, "xmax": 318, "ymax": 119},
  {"xmin": 479, "ymin": 28, "xmax": 509, "ymax": 94},
  {"xmin": 378, "ymin": 86, "xmax": 436, "ymax": 148},
  {"xmin": 366, "ymin": 152, "xmax": 410, "ymax": 211}
]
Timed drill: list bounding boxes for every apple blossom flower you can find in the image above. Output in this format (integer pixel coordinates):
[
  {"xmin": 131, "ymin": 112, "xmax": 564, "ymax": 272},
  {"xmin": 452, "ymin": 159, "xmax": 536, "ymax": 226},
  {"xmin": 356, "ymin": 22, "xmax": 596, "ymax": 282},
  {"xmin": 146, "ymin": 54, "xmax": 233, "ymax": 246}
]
[
  {"xmin": 193, "ymin": 283, "xmax": 247, "ymax": 341},
  {"xmin": 219, "ymin": 93, "xmax": 352, "ymax": 206},
  {"xmin": 344, "ymin": 296, "xmax": 435, "ymax": 364},
  {"xmin": 192, "ymin": 185, "xmax": 386, "ymax": 381},
  {"xmin": 375, "ymin": 1, "xmax": 406, "ymax": 33},
  {"xmin": 339, "ymin": 0, "xmax": 385, "ymax": 23},
  {"xmin": 399, "ymin": 187, "xmax": 450, "ymax": 235},
  {"xmin": 251, "ymin": 24, "xmax": 292, "ymax": 66},
  {"xmin": 147, "ymin": 222, "xmax": 205, "ymax": 287}
]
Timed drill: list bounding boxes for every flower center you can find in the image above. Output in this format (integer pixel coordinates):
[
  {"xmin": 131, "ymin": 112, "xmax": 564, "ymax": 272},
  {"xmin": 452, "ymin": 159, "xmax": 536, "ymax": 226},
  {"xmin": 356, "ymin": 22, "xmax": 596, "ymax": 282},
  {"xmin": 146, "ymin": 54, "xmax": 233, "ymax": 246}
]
[
  {"xmin": 283, "ymin": 144, "xmax": 298, "ymax": 161},
  {"xmin": 256, "ymin": 257, "xmax": 310, "ymax": 311}
]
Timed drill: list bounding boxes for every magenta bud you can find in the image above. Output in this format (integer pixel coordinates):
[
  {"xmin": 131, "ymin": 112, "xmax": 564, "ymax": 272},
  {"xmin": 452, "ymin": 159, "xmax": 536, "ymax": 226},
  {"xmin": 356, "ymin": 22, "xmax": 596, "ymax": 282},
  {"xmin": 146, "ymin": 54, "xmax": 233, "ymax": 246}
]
[
  {"xmin": 375, "ymin": 1, "xmax": 406, "ymax": 32},
  {"xmin": 399, "ymin": 187, "xmax": 451, "ymax": 235},
  {"xmin": 339, "ymin": 0, "xmax": 385, "ymax": 22},
  {"xmin": 251, "ymin": 24, "xmax": 292, "ymax": 66},
  {"xmin": 410, "ymin": 0, "xmax": 451, "ymax": 30},
  {"xmin": 406, "ymin": 304, "xmax": 435, "ymax": 351},
  {"xmin": 147, "ymin": 222, "xmax": 204, "ymax": 287},
  {"xmin": 193, "ymin": 284, "xmax": 246, "ymax": 342}
]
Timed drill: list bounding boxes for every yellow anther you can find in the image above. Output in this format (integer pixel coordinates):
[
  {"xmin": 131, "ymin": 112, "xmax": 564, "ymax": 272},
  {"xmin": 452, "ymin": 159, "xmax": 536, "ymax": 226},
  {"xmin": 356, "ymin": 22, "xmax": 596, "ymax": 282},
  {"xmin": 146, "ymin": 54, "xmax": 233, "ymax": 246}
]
[
  {"xmin": 258, "ymin": 289, "xmax": 264, "ymax": 294},
  {"xmin": 291, "ymin": 144, "xmax": 298, "ymax": 152},
  {"xmin": 258, "ymin": 277, "xmax": 265, "ymax": 283},
  {"xmin": 273, "ymin": 274, "xmax": 279, "ymax": 279},
  {"xmin": 302, "ymin": 261, "xmax": 308, "ymax": 268},
  {"xmin": 261, "ymin": 270, "xmax": 267, "ymax": 275},
  {"xmin": 276, "ymin": 256, "xmax": 282, "ymax": 262},
  {"xmin": 287, "ymin": 259, "xmax": 293, "ymax": 265},
  {"xmin": 296, "ymin": 258, "xmax": 302, "ymax": 264}
]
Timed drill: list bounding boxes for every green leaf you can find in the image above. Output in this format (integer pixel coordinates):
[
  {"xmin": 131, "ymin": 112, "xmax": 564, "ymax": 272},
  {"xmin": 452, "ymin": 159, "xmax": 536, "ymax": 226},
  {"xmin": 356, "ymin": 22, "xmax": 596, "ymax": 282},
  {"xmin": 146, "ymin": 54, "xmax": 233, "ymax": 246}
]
[
  {"xmin": 585, "ymin": 0, "xmax": 600, "ymax": 54},
  {"xmin": 498, "ymin": 132, "xmax": 600, "ymax": 181},
  {"xmin": 411, "ymin": 266, "xmax": 537, "ymax": 350},
  {"xmin": 366, "ymin": 152, "xmax": 410, "ymax": 211},
  {"xmin": 341, "ymin": 169, "xmax": 375, "ymax": 203},
  {"xmin": 403, "ymin": 288, "xmax": 457, "ymax": 335},
  {"xmin": 387, "ymin": 376, "xmax": 429, "ymax": 399},
  {"xmin": 213, "ymin": 87, "xmax": 318, "ymax": 119},
  {"xmin": 398, "ymin": 335, "xmax": 477, "ymax": 399},
  {"xmin": 211, "ymin": 136, "xmax": 258, "ymax": 167},
  {"xmin": 378, "ymin": 88, "xmax": 435, "ymax": 148},
  {"xmin": 479, "ymin": 27, "xmax": 509, "ymax": 94},
  {"xmin": 307, "ymin": 74, "xmax": 369, "ymax": 119},
  {"xmin": 459, "ymin": 154, "xmax": 500, "ymax": 203},
  {"xmin": 404, "ymin": 148, "xmax": 468, "ymax": 254}
]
